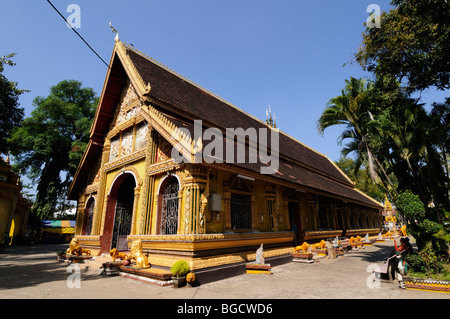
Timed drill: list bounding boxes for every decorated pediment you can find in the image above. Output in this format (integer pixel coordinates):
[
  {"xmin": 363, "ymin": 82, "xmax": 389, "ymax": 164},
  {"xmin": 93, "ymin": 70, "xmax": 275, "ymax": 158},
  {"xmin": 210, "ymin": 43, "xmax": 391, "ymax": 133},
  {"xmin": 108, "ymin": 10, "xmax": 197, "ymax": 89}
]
[
  {"xmin": 109, "ymin": 121, "xmax": 148, "ymax": 162},
  {"xmin": 156, "ymin": 133, "xmax": 172, "ymax": 162},
  {"xmin": 111, "ymin": 80, "xmax": 140, "ymax": 129},
  {"xmin": 229, "ymin": 175, "xmax": 253, "ymax": 193}
]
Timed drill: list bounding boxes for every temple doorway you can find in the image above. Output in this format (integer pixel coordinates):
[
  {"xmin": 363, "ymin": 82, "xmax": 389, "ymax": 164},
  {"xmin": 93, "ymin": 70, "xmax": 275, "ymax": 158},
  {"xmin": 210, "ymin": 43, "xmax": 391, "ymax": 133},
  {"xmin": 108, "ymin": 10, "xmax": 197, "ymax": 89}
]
[
  {"xmin": 288, "ymin": 201, "xmax": 303, "ymax": 245},
  {"xmin": 101, "ymin": 172, "xmax": 137, "ymax": 253},
  {"xmin": 83, "ymin": 197, "xmax": 95, "ymax": 235},
  {"xmin": 111, "ymin": 174, "xmax": 135, "ymax": 251}
]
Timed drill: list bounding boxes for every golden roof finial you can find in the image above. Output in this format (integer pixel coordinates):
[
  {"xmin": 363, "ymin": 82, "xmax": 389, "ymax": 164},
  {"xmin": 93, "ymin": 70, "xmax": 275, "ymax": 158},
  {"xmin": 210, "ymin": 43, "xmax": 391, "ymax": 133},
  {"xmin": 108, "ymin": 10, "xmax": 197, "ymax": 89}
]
[
  {"xmin": 265, "ymin": 105, "xmax": 277, "ymax": 128},
  {"xmin": 384, "ymin": 195, "xmax": 392, "ymax": 211}
]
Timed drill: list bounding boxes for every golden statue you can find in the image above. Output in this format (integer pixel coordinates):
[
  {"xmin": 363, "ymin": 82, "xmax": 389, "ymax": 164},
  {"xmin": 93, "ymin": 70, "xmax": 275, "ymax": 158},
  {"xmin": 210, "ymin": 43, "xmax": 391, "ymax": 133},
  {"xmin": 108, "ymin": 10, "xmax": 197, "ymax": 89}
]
[
  {"xmin": 383, "ymin": 230, "xmax": 392, "ymax": 237},
  {"xmin": 400, "ymin": 225, "xmax": 407, "ymax": 236},
  {"xmin": 110, "ymin": 248, "xmax": 128, "ymax": 262},
  {"xmin": 66, "ymin": 238, "xmax": 91, "ymax": 256},
  {"xmin": 198, "ymin": 168, "xmax": 211, "ymax": 233},
  {"xmin": 128, "ymin": 239, "xmax": 150, "ymax": 268},
  {"xmin": 311, "ymin": 240, "xmax": 326, "ymax": 250},
  {"xmin": 355, "ymin": 235, "xmax": 361, "ymax": 243},
  {"xmin": 186, "ymin": 272, "xmax": 196, "ymax": 283},
  {"xmin": 294, "ymin": 242, "xmax": 310, "ymax": 253}
]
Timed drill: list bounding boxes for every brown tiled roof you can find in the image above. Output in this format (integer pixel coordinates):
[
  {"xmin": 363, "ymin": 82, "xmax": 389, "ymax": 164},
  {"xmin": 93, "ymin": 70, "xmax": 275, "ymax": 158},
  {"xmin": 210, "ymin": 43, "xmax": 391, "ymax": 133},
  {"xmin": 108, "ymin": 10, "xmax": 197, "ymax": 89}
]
[
  {"xmin": 68, "ymin": 42, "xmax": 382, "ymax": 209},
  {"xmin": 126, "ymin": 48, "xmax": 355, "ymax": 186},
  {"xmin": 155, "ymin": 109, "xmax": 380, "ymax": 208},
  {"xmin": 124, "ymin": 48, "xmax": 381, "ymax": 209}
]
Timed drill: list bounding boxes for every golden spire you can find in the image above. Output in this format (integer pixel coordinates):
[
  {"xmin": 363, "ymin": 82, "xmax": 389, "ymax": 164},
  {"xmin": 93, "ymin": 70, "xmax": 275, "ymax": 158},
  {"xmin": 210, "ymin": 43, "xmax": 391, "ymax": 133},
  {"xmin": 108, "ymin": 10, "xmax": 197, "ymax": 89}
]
[
  {"xmin": 265, "ymin": 105, "xmax": 277, "ymax": 128},
  {"xmin": 109, "ymin": 20, "xmax": 119, "ymax": 42},
  {"xmin": 384, "ymin": 195, "xmax": 392, "ymax": 211}
]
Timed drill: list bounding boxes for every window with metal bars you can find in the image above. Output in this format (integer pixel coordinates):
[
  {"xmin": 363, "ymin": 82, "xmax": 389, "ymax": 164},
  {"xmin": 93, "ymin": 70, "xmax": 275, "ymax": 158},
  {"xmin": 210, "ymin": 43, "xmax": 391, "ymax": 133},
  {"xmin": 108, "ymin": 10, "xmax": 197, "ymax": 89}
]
[
  {"xmin": 84, "ymin": 200, "xmax": 94, "ymax": 235},
  {"xmin": 161, "ymin": 179, "xmax": 179, "ymax": 235},
  {"xmin": 230, "ymin": 193, "xmax": 252, "ymax": 230}
]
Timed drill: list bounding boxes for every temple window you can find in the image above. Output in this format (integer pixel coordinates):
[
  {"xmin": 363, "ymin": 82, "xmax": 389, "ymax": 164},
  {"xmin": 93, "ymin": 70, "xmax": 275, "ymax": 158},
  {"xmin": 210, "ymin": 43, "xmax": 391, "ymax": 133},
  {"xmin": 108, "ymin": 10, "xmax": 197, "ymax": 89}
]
[
  {"xmin": 159, "ymin": 176, "xmax": 180, "ymax": 235},
  {"xmin": 83, "ymin": 197, "xmax": 95, "ymax": 235},
  {"xmin": 230, "ymin": 193, "xmax": 252, "ymax": 230},
  {"xmin": 108, "ymin": 121, "xmax": 148, "ymax": 163}
]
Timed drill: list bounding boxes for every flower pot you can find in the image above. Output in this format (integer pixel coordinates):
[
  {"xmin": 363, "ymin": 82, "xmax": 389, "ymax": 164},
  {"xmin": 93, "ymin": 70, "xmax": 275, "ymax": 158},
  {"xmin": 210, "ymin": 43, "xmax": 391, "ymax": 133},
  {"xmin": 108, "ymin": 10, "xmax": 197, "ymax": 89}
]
[{"xmin": 172, "ymin": 276, "xmax": 186, "ymax": 288}]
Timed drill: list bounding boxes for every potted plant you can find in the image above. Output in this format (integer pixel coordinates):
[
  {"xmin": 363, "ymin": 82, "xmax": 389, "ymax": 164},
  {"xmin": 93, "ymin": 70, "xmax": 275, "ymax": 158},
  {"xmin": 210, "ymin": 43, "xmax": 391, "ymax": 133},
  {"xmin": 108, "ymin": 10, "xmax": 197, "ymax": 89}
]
[{"xmin": 170, "ymin": 260, "xmax": 190, "ymax": 288}]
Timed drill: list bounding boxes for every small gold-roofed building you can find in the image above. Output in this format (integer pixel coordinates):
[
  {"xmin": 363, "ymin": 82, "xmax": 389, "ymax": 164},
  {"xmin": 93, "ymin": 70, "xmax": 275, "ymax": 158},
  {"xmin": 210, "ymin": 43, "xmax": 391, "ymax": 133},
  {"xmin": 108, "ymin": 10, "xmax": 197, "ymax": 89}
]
[
  {"xmin": 0, "ymin": 155, "xmax": 32, "ymax": 247},
  {"xmin": 68, "ymin": 40, "xmax": 383, "ymax": 279}
]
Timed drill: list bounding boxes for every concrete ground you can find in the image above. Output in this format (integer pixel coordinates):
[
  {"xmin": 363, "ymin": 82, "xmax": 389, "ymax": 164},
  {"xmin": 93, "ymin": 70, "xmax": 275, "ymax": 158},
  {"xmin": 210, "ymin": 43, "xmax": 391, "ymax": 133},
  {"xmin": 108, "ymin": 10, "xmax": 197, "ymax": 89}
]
[{"xmin": 0, "ymin": 240, "xmax": 448, "ymax": 300}]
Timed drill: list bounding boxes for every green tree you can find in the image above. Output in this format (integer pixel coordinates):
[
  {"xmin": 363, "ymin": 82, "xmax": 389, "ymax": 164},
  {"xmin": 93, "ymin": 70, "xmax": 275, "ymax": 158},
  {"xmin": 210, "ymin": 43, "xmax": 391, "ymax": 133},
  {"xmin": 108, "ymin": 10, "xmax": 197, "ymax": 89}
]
[
  {"xmin": 334, "ymin": 156, "xmax": 385, "ymax": 202},
  {"xmin": 8, "ymin": 80, "xmax": 97, "ymax": 219},
  {"xmin": 0, "ymin": 53, "xmax": 28, "ymax": 154},
  {"xmin": 318, "ymin": 75, "xmax": 449, "ymax": 215},
  {"xmin": 356, "ymin": 0, "xmax": 450, "ymax": 92},
  {"xmin": 317, "ymin": 77, "xmax": 397, "ymax": 196},
  {"xmin": 373, "ymin": 99, "xmax": 449, "ymax": 216},
  {"xmin": 396, "ymin": 190, "xmax": 447, "ymax": 256}
]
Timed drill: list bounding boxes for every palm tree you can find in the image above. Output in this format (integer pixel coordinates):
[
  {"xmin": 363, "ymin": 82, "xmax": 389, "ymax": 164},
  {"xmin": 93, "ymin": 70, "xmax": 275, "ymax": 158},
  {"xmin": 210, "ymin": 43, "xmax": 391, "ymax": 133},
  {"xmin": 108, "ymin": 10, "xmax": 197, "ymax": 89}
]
[{"xmin": 317, "ymin": 77, "xmax": 398, "ymax": 196}]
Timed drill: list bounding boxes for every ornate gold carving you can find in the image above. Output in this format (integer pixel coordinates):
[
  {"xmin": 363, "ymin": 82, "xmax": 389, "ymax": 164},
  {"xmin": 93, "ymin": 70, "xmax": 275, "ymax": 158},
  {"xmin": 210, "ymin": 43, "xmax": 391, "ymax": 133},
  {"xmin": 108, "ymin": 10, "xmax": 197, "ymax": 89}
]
[
  {"xmin": 115, "ymin": 42, "xmax": 150, "ymax": 97},
  {"xmin": 108, "ymin": 166, "xmax": 142, "ymax": 188},
  {"xmin": 184, "ymin": 188, "xmax": 191, "ymax": 234},
  {"xmin": 156, "ymin": 136, "xmax": 171, "ymax": 162},
  {"xmin": 135, "ymin": 121, "xmax": 148, "ymax": 151},
  {"xmin": 66, "ymin": 238, "xmax": 91, "ymax": 256},
  {"xmin": 128, "ymin": 238, "xmax": 150, "ymax": 268},
  {"xmin": 128, "ymin": 231, "xmax": 294, "ymax": 242},
  {"xmin": 147, "ymin": 159, "xmax": 182, "ymax": 176},
  {"xmin": 198, "ymin": 168, "xmax": 211, "ymax": 234},
  {"xmin": 229, "ymin": 175, "xmax": 253, "ymax": 193},
  {"xmin": 104, "ymin": 148, "xmax": 146, "ymax": 172}
]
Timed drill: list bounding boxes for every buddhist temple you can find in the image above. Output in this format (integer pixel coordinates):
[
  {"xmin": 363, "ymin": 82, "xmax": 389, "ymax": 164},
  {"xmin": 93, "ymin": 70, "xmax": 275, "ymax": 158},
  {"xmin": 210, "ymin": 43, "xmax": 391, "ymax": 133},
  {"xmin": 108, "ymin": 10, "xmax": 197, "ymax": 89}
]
[
  {"xmin": 68, "ymin": 39, "xmax": 383, "ymax": 274},
  {"xmin": 0, "ymin": 154, "xmax": 32, "ymax": 247}
]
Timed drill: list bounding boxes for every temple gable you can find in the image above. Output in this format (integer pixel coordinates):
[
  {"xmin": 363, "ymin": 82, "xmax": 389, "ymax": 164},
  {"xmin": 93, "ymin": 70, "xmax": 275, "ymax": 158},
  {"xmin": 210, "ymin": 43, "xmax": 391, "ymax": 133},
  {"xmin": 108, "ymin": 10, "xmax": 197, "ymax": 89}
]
[{"xmin": 106, "ymin": 80, "xmax": 149, "ymax": 164}]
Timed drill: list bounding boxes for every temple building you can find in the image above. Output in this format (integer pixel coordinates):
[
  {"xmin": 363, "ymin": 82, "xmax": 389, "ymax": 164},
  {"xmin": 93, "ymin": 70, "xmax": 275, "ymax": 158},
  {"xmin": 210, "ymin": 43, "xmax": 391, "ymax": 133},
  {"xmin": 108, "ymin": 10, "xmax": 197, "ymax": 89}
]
[
  {"xmin": 0, "ymin": 155, "xmax": 32, "ymax": 247},
  {"xmin": 68, "ymin": 39, "xmax": 383, "ymax": 272}
]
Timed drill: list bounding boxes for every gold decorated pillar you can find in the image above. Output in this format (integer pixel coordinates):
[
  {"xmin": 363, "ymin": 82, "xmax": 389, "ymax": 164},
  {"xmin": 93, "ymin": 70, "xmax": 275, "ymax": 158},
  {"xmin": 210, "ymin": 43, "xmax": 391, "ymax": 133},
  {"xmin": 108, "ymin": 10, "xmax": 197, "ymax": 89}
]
[
  {"xmin": 265, "ymin": 186, "xmax": 277, "ymax": 232},
  {"xmin": 92, "ymin": 138, "xmax": 111, "ymax": 235},
  {"xmin": 223, "ymin": 183, "xmax": 231, "ymax": 231},
  {"xmin": 130, "ymin": 186, "xmax": 140, "ymax": 235},
  {"xmin": 181, "ymin": 167, "xmax": 207, "ymax": 234},
  {"xmin": 75, "ymin": 198, "xmax": 85, "ymax": 235},
  {"xmin": 139, "ymin": 126, "xmax": 157, "ymax": 235}
]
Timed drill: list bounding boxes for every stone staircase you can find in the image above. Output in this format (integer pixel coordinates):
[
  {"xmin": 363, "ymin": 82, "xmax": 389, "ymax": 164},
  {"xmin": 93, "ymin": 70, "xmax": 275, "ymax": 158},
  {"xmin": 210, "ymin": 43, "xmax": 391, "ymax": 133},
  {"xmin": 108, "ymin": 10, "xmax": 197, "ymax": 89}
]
[
  {"xmin": 76, "ymin": 253, "xmax": 174, "ymax": 287},
  {"xmin": 79, "ymin": 253, "xmax": 114, "ymax": 274}
]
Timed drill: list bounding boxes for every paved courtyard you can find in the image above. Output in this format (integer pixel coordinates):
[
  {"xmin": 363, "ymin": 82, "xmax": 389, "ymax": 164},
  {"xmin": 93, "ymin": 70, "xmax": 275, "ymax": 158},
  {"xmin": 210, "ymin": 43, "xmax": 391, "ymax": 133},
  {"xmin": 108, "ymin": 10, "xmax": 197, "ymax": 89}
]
[{"xmin": 0, "ymin": 240, "xmax": 448, "ymax": 301}]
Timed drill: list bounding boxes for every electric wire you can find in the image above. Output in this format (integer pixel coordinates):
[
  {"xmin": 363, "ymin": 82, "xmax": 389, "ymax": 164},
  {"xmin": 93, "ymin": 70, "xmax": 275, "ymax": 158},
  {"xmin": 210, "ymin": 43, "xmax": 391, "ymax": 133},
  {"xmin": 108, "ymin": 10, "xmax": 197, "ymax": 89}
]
[
  {"xmin": 46, "ymin": 0, "xmax": 110, "ymax": 69},
  {"xmin": 45, "ymin": 0, "xmax": 147, "ymax": 106}
]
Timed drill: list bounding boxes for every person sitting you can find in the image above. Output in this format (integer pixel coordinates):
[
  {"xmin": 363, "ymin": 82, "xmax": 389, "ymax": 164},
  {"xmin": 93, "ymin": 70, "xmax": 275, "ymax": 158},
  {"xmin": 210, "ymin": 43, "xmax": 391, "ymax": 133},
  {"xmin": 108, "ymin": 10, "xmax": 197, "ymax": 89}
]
[{"xmin": 404, "ymin": 237, "xmax": 413, "ymax": 255}]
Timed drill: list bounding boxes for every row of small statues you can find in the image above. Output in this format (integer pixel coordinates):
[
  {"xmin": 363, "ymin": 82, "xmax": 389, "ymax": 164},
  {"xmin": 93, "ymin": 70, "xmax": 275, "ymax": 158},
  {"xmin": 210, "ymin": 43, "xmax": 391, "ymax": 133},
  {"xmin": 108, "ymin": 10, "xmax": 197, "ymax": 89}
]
[
  {"xmin": 293, "ymin": 234, "xmax": 373, "ymax": 254},
  {"xmin": 109, "ymin": 238, "xmax": 150, "ymax": 268},
  {"xmin": 293, "ymin": 240, "xmax": 327, "ymax": 254},
  {"xmin": 66, "ymin": 237, "xmax": 150, "ymax": 269}
]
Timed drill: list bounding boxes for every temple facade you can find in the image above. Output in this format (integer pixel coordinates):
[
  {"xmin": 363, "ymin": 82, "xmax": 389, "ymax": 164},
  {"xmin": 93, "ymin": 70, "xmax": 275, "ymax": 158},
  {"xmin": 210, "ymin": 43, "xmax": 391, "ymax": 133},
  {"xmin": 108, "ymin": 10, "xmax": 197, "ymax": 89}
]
[{"xmin": 68, "ymin": 40, "xmax": 383, "ymax": 271}]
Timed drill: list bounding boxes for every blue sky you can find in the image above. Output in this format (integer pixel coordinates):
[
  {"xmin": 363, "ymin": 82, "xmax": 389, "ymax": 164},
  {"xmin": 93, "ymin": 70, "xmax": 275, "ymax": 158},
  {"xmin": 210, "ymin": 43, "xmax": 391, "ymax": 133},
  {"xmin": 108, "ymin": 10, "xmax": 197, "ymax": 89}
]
[{"xmin": 2, "ymin": 1, "xmax": 447, "ymax": 188}]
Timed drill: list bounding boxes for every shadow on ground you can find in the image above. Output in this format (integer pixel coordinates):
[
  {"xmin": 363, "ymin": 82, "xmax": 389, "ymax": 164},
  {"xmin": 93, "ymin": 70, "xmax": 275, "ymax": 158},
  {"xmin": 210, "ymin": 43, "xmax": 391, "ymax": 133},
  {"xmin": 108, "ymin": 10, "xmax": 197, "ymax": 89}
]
[{"xmin": 0, "ymin": 244, "xmax": 101, "ymax": 290}]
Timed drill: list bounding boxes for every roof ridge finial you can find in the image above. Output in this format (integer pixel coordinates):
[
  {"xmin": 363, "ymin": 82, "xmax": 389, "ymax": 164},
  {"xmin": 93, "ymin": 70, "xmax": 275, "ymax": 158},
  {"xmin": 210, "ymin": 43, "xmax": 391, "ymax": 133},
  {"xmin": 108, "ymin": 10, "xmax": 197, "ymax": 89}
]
[
  {"xmin": 109, "ymin": 20, "xmax": 119, "ymax": 42},
  {"xmin": 266, "ymin": 105, "xmax": 277, "ymax": 128}
]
